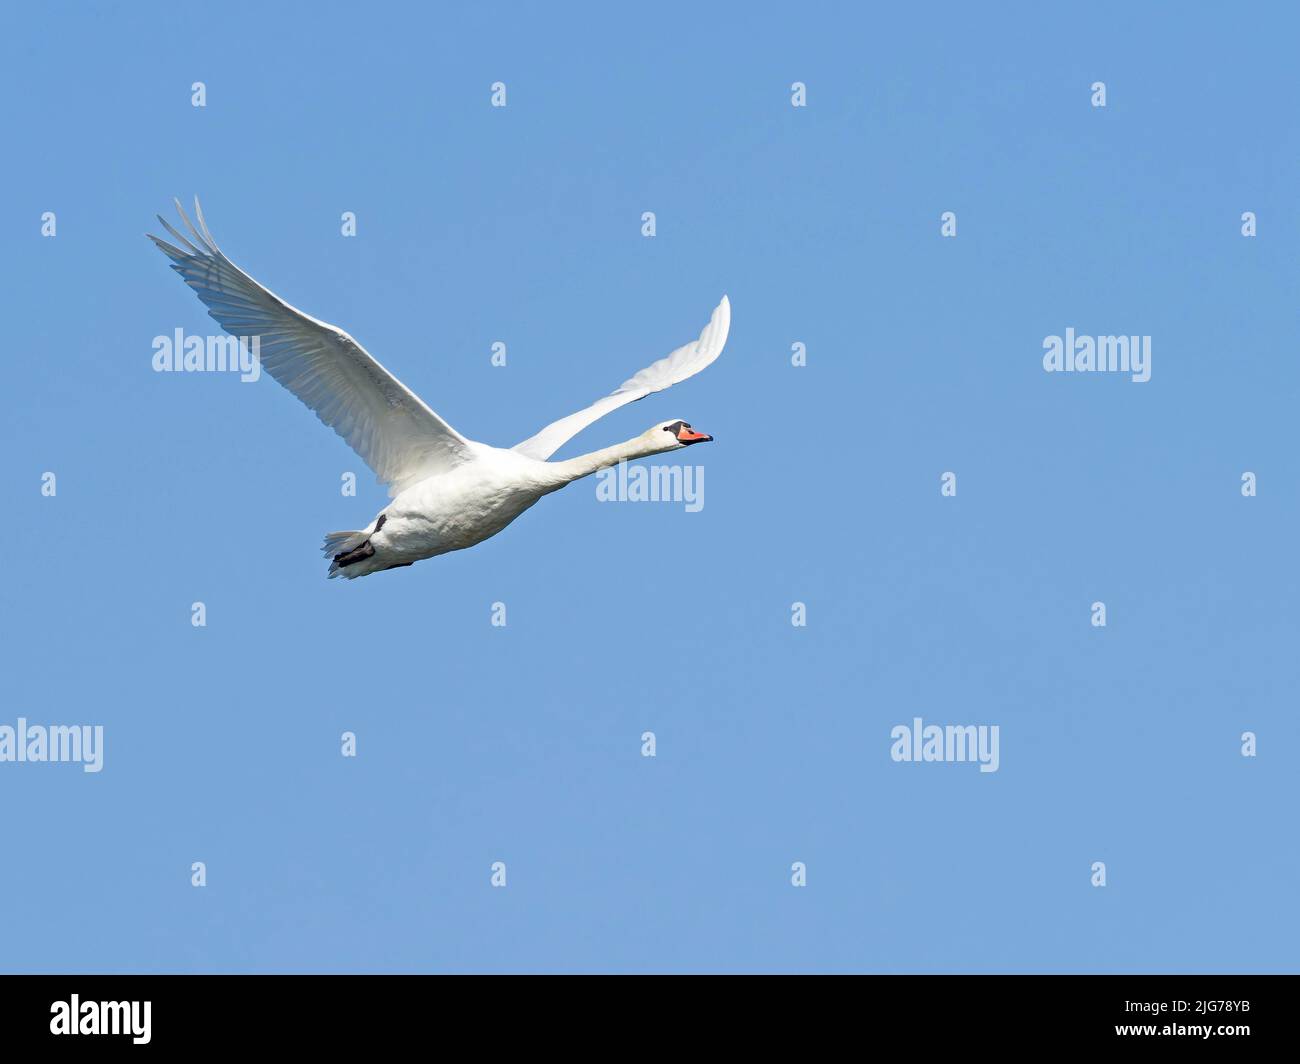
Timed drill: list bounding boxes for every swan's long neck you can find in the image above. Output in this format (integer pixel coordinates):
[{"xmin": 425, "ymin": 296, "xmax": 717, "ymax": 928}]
[{"xmin": 544, "ymin": 435, "xmax": 666, "ymax": 486}]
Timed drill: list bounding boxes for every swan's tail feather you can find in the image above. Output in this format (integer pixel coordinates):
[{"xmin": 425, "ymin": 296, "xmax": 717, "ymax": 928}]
[
  {"xmin": 322, "ymin": 529, "xmax": 372, "ymax": 579},
  {"xmin": 322, "ymin": 529, "xmax": 366, "ymax": 556}
]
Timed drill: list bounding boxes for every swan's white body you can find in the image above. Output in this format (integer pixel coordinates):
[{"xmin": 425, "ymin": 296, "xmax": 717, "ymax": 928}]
[
  {"xmin": 342, "ymin": 434, "xmax": 674, "ymax": 578},
  {"xmin": 149, "ymin": 199, "xmax": 730, "ymax": 579}
]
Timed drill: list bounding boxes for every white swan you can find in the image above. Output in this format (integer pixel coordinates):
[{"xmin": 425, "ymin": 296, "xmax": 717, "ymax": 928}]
[{"xmin": 148, "ymin": 199, "xmax": 730, "ymax": 579}]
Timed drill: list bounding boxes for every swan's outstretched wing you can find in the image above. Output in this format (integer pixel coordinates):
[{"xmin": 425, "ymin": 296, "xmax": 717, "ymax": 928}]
[
  {"xmin": 148, "ymin": 198, "xmax": 473, "ymax": 497},
  {"xmin": 512, "ymin": 296, "xmax": 730, "ymax": 461}
]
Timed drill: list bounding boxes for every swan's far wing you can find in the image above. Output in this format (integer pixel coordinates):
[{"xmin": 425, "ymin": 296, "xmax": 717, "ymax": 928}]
[
  {"xmin": 511, "ymin": 296, "xmax": 730, "ymax": 461},
  {"xmin": 149, "ymin": 198, "xmax": 473, "ymax": 497}
]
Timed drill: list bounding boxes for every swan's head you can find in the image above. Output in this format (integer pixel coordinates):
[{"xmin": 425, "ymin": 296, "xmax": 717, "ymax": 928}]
[{"xmin": 650, "ymin": 418, "xmax": 713, "ymax": 451}]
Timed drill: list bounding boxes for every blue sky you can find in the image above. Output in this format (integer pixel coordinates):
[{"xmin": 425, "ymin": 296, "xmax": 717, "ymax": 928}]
[{"xmin": 2, "ymin": 1, "xmax": 1297, "ymax": 972}]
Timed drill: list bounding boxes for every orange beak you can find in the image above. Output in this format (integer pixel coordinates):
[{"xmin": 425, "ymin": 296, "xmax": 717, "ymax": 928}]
[{"xmin": 676, "ymin": 425, "xmax": 713, "ymax": 444}]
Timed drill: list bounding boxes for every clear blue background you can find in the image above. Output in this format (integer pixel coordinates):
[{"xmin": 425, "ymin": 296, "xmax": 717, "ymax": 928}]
[{"xmin": 2, "ymin": 1, "xmax": 1296, "ymax": 973}]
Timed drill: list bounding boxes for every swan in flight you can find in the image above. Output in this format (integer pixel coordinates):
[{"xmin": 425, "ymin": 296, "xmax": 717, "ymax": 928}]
[{"xmin": 148, "ymin": 199, "xmax": 730, "ymax": 579}]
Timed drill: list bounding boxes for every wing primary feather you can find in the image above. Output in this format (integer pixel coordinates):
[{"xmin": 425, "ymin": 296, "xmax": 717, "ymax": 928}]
[
  {"xmin": 155, "ymin": 215, "xmax": 202, "ymax": 255},
  {"xmin": 172, "ymin": 197, "xmax": 206, "ymax": 250},
  {"xmin": 193, "ymin": 196, "xmax": 222, "ymax": 253},
  {"xmin": 147, "ymin": 234, "xmax": 190, "ymax": 261}
]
